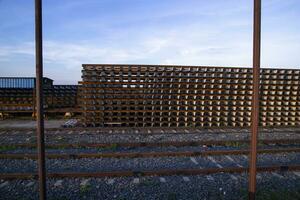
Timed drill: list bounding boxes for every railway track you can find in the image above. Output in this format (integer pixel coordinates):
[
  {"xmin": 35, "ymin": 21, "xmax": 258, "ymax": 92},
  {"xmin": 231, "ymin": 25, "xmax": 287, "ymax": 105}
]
[
  {"xmin": 0, "ymin": 127, "xmax": 300, "ymax": 135},
  {"xmin": 1, "ymin": 138, "xmax": 299, "ymax": 149},
  {"xmin": 1, "ymin": 147, "xmax": 299, "ymax": 159},
  {"xmin": 0, "ymin": 127, "xmax": 299, "ymax": 200},
  {"xmin": 1, "ymin": 139, "xmax": 299, "ymax": 179}
]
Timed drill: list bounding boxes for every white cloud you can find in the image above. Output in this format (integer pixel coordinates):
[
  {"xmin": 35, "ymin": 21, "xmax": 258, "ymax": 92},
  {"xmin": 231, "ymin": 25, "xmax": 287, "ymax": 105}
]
[
  {"xmin": 0, "ymin": 31, "xmax": 298, "ymax": 72},
  {"xmin": 0, "ymin": 16, "xmax": 299, "ymax": 83}
]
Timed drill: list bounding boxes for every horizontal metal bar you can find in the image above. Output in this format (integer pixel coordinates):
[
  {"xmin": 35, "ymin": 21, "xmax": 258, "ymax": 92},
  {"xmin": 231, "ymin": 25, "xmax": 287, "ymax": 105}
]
[
  {"xmin": 1, "ymin": 147, "xmax": 299, "ymax": 160},
  {"xmin": 3, "ymin": 138, "xmax": 300, "ymax": 149},
  {"xmin": 1, "ymin": 165, "xmax": 299, "ymax": 180}
]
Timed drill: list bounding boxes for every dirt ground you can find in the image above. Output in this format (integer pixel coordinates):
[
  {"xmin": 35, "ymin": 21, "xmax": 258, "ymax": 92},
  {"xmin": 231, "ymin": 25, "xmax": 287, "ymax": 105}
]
[{"xmin": 0, "ymin": 119, "xmax": 68, "ymax": 129}]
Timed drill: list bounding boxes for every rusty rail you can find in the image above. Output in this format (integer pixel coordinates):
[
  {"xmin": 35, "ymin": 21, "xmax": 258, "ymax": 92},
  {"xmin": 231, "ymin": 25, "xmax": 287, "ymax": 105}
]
[
  {"xmin": 0, "ymin": 164, "xmax": 299, "ymax": 180},
  {"xmin": 1, "ymin": 138, "xmax": 300, "ymax": 149},
  {"xmin": 0, "ymin": 127, "xmax": 299, "ymax": 135},
  {"xmin": 0, "ymin": 147, "xmax": 299, "ymax": 160}
]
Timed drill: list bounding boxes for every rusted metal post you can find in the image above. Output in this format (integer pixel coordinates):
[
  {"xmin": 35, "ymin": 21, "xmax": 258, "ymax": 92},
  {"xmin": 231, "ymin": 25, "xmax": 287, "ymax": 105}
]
[
  {"xmin": 33, "ymin": 82, "xmax": 36, "ymax": 118},
  {"xmin": 249, "ymin": 0, "xmax": 261, "ymax": 199},
  {"xmin": 35, "ymin": 0, "xmax": 47, "ymax": 199}
]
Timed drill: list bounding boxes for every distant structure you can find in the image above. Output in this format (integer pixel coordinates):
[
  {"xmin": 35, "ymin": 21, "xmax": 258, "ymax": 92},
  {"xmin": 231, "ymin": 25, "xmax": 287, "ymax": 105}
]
[
  {"xmin": 0, "ymin": 77, "xmax": 53, "ymax": 88},
  {"xmin": 79, "ymin": 64, "xmax": 300, "ymax": 127},
  {"xmin": 0, "ymin": 77, "xmax": 78, "ymax": 114}
]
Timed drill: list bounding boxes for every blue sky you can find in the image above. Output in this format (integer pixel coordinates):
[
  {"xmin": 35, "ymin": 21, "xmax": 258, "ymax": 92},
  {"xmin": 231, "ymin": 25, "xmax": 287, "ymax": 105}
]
[{"xmin": 0, "ymin": 0, "xmax": 299, "ymax": 84}]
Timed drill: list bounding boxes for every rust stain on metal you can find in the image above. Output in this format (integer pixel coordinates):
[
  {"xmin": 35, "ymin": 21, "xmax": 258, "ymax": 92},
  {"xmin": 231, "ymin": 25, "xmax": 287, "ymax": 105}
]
[
  {"xmin": 0, "ymin": 165, "xmax": 299, "ymax": 180},
  {"xmin": 0, "ymin": 147, "xmax": 299, "ymax": 160}
]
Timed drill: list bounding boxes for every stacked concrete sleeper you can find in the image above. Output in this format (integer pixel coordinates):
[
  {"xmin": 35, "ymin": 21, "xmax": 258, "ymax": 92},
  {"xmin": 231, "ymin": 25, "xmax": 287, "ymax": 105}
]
[{"xmin": 79, "ymin": 64, "xmax": 300, "ymax": 127}]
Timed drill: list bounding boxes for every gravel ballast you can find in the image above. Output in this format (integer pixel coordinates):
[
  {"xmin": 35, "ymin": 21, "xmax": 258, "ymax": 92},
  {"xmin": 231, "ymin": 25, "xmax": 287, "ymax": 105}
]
[{"xmin": 0, "ymin": 172, "xmax": 299, "ymax": 200}]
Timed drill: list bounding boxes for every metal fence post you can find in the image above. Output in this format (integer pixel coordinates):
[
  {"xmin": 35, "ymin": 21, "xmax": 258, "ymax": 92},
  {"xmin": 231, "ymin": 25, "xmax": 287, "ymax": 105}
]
[
  {"xmin": 35, "ymin": 0, "xmax": 47, "ymax": 199},
  {"xmin": 249, "ymin": 0, "xmax": 261, "ymax": 199}
]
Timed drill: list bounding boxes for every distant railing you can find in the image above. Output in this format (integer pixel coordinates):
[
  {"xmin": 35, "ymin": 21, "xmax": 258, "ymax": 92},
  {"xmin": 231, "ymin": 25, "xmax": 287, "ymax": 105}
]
[
  {"xmin": 0, "ymin": 77, "xmax": 78, "ymax": 113},
  {"xmin": 0, "ymin": 77, "xmax": 53, "ymax": 88}
]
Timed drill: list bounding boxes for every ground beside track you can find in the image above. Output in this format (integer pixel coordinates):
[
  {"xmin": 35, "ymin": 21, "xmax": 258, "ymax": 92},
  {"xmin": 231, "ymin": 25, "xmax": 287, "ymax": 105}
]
[
  {"xmin": 0, "ymin": 171, "xmax": 299, "ymax": 200},
  {"xmin": 0, "ymin": 119, "xmax": 67, "ymax": 129}
]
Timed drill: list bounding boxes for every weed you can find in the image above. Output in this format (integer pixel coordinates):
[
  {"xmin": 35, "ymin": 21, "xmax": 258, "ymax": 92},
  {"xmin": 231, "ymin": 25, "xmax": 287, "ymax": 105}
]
[
  {"xmin": 105, "ymin": 143, "xmax": 118, "ymax": 150},
  {"xmin": 0, "ymin": 145, "xmax": 17, "ymax": 152},
  {"xmin": 48, "ymin": 196, "xmax": 69, "ymax": 200},
  {"xmin": 139, "ymin": 179, "xmax": 159, "ymax": 187},
  {"xmin": 239, "ymin": 187, "xmax": 300, "ymax": 200},
  {"xmin": 257, "ymin": 141, "xmax": 264, "ymax": 147},
  {"xmin": 224, "ymin": 141, "xmax": 249, "ymax": 148},
  {"xmin": 239, "ymin": 188, "xmax": 248, "ymax": 199},
  {"xmin": 80, "ymin": 184, "xmax": 91, "ymax": 194},
  {"xmin": 47, "ymin": 145, "xmax": 66, "ymax": 150},
  {"xmin": 188, "ymin": 124, "xmax": 195, "ymax": 128},
  {"xmin": 167, "ymin": 192, "xmax": 178, "ymax": 200},
  {"xmin": 116, "ymin": 198, "xmax": 127, "ymax": 200},
  {"xmin": 256, "ymin": 188, "xmax": 300, "ymax": 200},
  {"xmin": 96, "ymin": 147, "xmax": 105, "ymax": 151}
]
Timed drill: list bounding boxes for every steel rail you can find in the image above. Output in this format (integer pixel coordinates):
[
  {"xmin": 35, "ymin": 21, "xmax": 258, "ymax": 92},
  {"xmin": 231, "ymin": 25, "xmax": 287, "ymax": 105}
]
[
  {"xmin": 0, "ymin": 127, "xmax": 299, "ymax": 133},
  {"xmin": 0, "ymin": 147, "xmax": 299, "ymax": 160},
  {"xmin": 1, "ymin": 130, "xmax": 300, "ymax": 137},
  {"xmin": 0, "ymin": 164, "xmax": 299, "ymax": 180},
  {"xmin": 0, "ymin": 126, "xmax": 300, "ymax": 134},
  {"xmin": 1, "ymin": 139, "xmax": 300, "ymax": 149},
  {"xmin": 1, "ymin": 128, "xmax": 248, "ymax": 135}
]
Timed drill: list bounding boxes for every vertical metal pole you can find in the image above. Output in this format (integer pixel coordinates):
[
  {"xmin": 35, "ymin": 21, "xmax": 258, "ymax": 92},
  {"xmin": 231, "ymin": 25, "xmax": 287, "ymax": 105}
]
[
  {"xmin": 35, "ymin": 0, "xmax": 47, "ymax": 199},
  {"xmin": 249, "ymin": 0, "xmax": 261, "ymax": 200},
  {"xmin": 33, "ymin": 81, "xmax": 36, "ymax": 118}
]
